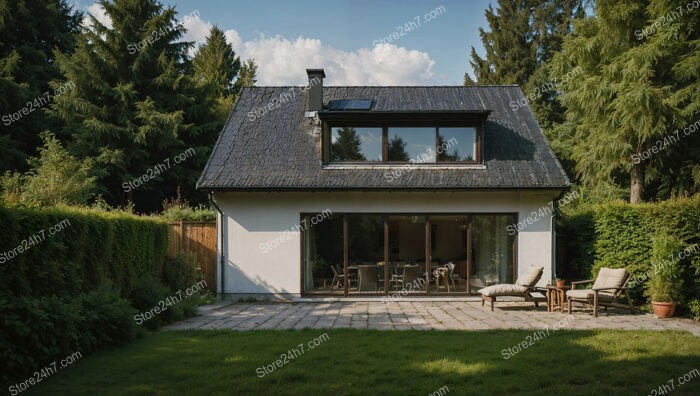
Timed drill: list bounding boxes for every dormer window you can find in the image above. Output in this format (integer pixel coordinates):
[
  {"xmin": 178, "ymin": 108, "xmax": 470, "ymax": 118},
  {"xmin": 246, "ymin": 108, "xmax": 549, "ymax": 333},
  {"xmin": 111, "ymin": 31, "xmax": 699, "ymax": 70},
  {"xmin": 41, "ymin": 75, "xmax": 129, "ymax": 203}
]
[
  {"xmin": 324, "ymin": 120, "xmax": 482, "ymax": 165},
  {"xmin": 321, "ymin": 107, "xmax": 486, "ymax": 165}
]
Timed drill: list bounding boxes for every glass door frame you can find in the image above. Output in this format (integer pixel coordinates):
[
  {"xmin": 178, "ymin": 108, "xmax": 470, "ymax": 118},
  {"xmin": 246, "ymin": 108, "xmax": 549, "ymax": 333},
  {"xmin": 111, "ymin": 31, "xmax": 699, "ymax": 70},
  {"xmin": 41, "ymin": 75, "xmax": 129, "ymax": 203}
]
[{"xmin": 300, "ymin": 212, "xmax": 519, "ymax": 296}]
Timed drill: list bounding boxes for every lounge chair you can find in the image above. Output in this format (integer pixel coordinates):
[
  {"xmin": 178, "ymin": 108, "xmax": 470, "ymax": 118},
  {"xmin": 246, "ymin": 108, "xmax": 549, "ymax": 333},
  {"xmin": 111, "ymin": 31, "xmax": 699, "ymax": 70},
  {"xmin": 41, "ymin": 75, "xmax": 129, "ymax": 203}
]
[
  {"xmin": 479, "ymin": 266, "xmax": 545, "ymax": 311},
  {"xmin": 566, "ymin": 267, "xmax": 636, "ymax": 317}
]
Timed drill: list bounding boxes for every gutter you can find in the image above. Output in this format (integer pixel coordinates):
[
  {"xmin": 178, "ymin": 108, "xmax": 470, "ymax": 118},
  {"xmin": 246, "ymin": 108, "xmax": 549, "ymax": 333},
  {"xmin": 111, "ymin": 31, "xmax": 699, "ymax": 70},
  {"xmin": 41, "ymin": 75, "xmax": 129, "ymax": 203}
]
[{"xmin": 208, "ymin": 191, "xmax": 225, "ymax": 299}]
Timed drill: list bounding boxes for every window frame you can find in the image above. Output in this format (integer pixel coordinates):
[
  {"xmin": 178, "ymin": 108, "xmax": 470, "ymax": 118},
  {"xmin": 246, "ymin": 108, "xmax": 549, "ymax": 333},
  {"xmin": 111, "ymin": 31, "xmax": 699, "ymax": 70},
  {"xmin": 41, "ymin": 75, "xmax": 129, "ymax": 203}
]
[
  {"xmin": 322, "ymin": 114, "xmax": 484, "ymax": 165},
  {"xmin": 300, "ymin": 211, "xmax": 518, "ymax": 296}
]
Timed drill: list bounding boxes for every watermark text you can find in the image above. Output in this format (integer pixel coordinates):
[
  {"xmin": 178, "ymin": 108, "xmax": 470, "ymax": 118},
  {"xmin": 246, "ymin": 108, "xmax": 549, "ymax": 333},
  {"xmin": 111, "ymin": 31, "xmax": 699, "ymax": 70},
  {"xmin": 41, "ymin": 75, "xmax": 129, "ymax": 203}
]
[
  {"xmin": 134, "ymin": 280, "xmax": 207, "ymax": 325},
  {"xmin": 256, "ymin": 333, "xmax": 330, "ymax": 377},
  {"xmin": 8, "ymin": 351, "xmax": 82, "ymax": 395}
]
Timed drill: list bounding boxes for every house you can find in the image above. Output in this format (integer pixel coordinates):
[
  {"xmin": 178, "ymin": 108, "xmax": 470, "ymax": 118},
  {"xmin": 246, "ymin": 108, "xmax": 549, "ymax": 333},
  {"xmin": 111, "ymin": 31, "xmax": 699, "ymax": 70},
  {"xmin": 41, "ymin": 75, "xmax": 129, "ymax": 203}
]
[{"xmin": 197, "ymin": 68, "xmax": 570, "ymax": 298}]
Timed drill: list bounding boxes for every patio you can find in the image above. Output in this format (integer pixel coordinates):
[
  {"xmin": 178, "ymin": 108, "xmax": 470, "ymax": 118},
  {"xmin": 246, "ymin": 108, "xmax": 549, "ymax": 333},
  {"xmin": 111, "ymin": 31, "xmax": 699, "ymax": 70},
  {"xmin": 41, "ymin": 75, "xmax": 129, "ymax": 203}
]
[{"xmin": 165, "ymin": 299, "xmax": 700, "ymax": 336}]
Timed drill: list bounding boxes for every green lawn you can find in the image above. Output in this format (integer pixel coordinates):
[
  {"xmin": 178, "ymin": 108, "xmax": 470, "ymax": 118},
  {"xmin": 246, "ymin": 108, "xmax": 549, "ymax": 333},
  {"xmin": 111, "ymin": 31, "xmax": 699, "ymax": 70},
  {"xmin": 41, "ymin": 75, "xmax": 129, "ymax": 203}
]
[{"xmin": 25, "ymin": 329, "xmax": 700, "ymax": 396}]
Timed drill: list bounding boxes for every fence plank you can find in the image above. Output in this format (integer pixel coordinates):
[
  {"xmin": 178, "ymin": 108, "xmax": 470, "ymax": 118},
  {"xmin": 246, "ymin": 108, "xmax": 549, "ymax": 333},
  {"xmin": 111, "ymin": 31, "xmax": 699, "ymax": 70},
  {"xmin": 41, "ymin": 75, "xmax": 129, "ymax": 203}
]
[{"xmin": 167, "ymin": 221, "xmax": 216, "ymax": 292}]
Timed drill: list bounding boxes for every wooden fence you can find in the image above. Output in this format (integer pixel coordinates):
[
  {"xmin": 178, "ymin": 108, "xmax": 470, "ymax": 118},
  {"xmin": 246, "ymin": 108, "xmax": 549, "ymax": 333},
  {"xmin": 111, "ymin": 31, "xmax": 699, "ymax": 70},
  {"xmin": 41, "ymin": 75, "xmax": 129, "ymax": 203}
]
[{"xmin": 167, "ymin": 221, "xmax": 217, "ymax": 292}]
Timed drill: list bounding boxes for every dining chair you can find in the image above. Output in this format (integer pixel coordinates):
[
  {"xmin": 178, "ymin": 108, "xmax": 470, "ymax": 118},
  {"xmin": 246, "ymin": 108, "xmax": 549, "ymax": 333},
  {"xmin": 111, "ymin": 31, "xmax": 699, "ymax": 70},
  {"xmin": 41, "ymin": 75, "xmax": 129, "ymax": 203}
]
[{"xmin": 358, "ymin": 265, "xmax": 379, "ymax": 292}]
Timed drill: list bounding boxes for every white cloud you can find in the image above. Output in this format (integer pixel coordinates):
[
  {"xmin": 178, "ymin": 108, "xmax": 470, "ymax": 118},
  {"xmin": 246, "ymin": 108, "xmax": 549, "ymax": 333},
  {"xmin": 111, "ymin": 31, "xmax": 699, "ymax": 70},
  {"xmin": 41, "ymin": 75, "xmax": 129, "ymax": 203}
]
[
  {"xmin": 83, "ymin": 3, "xmax": 112, "ymax": 29},
  {"xmin": 232, "ymin": 34, "xmax": 435, "ymax": 86},
  {"xmin": 181, "ymin": 14, "xmax": 212, "ymax": 45},
  {"xmin": 224, "ymin": 29, "xmax": 242, "ymax": 51},
  {"xmin": 81, "ymin": 3, "xmax": 437, "ymax": 85}
]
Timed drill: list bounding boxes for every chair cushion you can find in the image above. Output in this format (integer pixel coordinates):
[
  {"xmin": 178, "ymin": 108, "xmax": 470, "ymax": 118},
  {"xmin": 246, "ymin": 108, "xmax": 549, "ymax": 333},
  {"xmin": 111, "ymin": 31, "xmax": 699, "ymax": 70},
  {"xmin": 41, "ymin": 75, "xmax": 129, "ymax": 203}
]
[
  {"xmin": 592, "ymin": 268, "xmax": 628, "ymax": 291},
  {"xmin": 566, "ymin": 289, "xmax": 592, "ymax": 300},
  {"xmin": 515, "ymin": 266, "xmax": 544, "ymax": 287},
  {"xmin": 479, "ymin": 284, "xmax": 528, "ymax": 297},
  {"xmin": 566, "ymin": 289, "xmax": 615, "ymax": 302}
]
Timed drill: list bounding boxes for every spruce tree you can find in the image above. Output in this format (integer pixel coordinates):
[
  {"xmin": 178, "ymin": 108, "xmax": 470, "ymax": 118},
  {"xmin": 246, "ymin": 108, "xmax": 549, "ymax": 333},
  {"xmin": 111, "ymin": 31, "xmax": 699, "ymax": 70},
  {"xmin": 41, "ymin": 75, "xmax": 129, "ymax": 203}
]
[
  {"xmin": 465, "ymin": 0, "xmax": 586, "ymax": 179},
  {"xmin": 193, "ymin": 26, "xmax": 242, "ymax": 122},
  {"xmin": 465, "ymin": 0, "xmax": 537, "ymax": 86},
  {"xmin": 551, "ymin": 0, "xmax": 698, "ymax": 202},
  {"xmin": 465, "ymin": 0, "xmax": 585, "ymax": 85},
  {"xmin": 234, "ymin": 58, "xmax": 258, "ymax": 93},
  {"xmin": 50, "ymin": 0, "xmax": 219, "ymax": 210},
  {"xmin": 193, "ymin": 26, "xmax": 240, "ymax": 98},
  {"xmin": 0, "ymin": 0, "xmax": 81, "ymax": 172}
]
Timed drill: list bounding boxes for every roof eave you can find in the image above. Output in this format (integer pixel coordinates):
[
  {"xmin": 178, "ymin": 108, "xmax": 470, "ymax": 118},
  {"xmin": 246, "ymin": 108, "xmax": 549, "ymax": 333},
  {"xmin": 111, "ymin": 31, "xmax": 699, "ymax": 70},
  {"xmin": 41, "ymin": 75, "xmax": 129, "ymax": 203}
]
[{"xmin": 197, "ymin": 185, "xmax": 570, "ymax": 193}]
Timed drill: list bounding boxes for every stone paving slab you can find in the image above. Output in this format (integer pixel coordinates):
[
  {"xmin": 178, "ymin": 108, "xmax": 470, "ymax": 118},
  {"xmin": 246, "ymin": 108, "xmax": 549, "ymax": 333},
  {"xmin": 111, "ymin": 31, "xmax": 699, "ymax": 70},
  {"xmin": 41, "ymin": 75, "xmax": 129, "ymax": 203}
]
[{"xmin": 163, "ymin": 301, "xmax": 700, "ymax": 336}]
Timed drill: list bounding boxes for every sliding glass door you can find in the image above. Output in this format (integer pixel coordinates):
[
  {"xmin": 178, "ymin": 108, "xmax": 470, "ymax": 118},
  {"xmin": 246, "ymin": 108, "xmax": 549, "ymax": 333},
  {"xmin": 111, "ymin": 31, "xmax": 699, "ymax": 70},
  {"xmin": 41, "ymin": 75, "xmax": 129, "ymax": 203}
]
[
  {"xmin": 426, "ymin": 215, "xmax": 469, "ymax": 293},
  {"xmin": 386, "ymin": 215, "xmax": 427, "ymax": 294},
  {"xmin": 301, "ymin": 213, "xmax": 517, "ymax": 295},
  {"xmin": 302, "ymin": 214, "xmax": 344, "ymax": 294},
  {"xmin": 469, "ymin": 215, "xmax": 516, "ymax": 292},
  {"xmin": 347, "ymin": 215, "xmax": 385, "ymax": 294}
]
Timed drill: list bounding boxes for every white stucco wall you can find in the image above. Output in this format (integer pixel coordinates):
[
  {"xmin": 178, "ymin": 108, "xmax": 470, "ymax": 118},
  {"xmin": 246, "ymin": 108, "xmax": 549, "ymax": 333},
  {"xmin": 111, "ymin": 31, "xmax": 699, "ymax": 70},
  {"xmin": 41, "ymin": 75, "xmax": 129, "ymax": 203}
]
[{"xmin": 213, "ymin": 191, "xmax": 560, "ymax": 296}]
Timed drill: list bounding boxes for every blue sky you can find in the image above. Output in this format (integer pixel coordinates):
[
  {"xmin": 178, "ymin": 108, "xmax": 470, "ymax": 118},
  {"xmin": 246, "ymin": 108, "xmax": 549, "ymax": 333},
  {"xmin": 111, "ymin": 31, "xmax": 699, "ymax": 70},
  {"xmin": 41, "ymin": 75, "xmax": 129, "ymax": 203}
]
[{"xmin": 78, "ymin": 0, "xmax": 494, "ymax": 85}]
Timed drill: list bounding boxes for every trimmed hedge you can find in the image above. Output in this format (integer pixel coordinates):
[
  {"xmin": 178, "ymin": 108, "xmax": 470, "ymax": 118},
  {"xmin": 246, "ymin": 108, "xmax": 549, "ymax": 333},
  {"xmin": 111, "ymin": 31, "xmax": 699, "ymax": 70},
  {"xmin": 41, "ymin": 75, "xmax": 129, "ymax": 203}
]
[
  {"xmin": 558, "ymin": 197, "xmax": 700, "ymax": 309},
  {"xmin": 0, "ymin": 206, "xmax": 203, "ymax": 389},
  {"xmin": 0, "ymin": 206, "xmax": 167, "ymax": 297}
]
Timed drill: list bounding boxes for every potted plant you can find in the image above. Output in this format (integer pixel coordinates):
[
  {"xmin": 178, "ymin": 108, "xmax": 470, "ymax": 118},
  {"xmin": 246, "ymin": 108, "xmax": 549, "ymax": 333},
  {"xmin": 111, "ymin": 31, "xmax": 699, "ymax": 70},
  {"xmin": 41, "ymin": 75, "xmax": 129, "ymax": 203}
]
[
  {"xmin": 645, "ymin": 235, "xmax": 684, "ymax": 318},
  {"xmin": 555, "ymin": 277, "xmax": 565, "ymax": 288}
]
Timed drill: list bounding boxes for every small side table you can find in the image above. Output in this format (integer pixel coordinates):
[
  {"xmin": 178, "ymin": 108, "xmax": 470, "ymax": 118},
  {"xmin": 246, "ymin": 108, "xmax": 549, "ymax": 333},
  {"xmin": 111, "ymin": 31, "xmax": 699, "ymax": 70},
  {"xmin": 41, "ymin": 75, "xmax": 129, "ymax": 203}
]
[{"xmin": 546, "ymin": 285, "xmax": 570, "ymax": 312}]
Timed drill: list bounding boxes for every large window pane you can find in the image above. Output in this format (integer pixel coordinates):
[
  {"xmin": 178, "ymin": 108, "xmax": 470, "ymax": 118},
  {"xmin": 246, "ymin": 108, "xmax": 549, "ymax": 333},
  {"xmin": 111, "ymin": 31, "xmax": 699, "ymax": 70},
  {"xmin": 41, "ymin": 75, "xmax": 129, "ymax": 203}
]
[
  {"xmin": 387, "ymin": 128, "xmax": 436, "ymax": 162},
  {"xmin": 427, "ymin": 215, "xmax": 468, "ymax": 293},
  {"xmin": 331, "ymin": 127, "xmax": 382, "ymax": 161},
  {"xmin": 303, "ymin": 214, "xmax": 344, "ymax": 293},
  {"xmin": 387, "ymin": 215, "xmax": 428, "ymax": 294},
  {"xmin": 347, "ymin": 215, "xmax": 385, "ymax": 294},
  {"xmin": 438, "ymin": 127, "xmax": 476, "ymax": 161},
  {"xmin": 470, "ymin": 215, "xmax": 515, "ymax": 291}
]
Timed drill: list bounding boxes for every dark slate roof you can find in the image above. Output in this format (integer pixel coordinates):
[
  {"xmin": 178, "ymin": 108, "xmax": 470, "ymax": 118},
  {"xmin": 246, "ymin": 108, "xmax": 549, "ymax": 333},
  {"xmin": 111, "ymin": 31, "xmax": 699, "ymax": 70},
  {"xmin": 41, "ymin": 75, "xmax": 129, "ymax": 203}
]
[{"xmin": 197, "ymin": 86, "xmax": 570, "ymax": 190}]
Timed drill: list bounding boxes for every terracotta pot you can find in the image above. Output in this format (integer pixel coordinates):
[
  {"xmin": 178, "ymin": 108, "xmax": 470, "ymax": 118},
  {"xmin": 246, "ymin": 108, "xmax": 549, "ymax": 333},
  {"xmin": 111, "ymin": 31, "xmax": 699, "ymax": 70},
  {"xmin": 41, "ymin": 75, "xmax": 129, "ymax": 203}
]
[
  {"xmin": 555, "ymin": 280, "xmax": 565, "ymax": 288},
  {"xmin": 651, "ymin": 301, "xmax": 676, "ymax": 318}
]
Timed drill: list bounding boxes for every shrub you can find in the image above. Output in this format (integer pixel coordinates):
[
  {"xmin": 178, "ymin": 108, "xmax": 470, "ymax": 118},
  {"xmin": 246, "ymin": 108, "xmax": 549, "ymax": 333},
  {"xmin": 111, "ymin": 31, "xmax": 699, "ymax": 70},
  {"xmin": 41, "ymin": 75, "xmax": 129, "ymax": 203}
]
[
  {"xmin": 160, "ymin": 195, "xmax": 214, "ymax": 222},
  {"xmin": 688, "ymin": 299, "xmax": 700, "ymax": 321},
  {"xmin": 0, "ymin": 205, "xmax": 199, "ymax": 388},
  {"xmin": 128, "ymin": 275, "xmax": 200, "ymax": 331},
  {"xmin": 558, "ymin": 196, "xmax": 700, "ymax": 308},
  {"xmin": 0, "ymin": 289, "xmax": 145, "ymax": 389},
  {"xmin": 645, "ymin": 235, "xmax": 684, "ymax": 303},
  {"xmin": 0, "ymin": 132, "xmax": 97, "ymax": 207},
  {"xmin": 76, "ymin": 285, "xmax": 143, "ymax": 353},
  {"xmin": 0, "ymin": 295, "xmax": 80, "ymax": 388},
  {"xmin": 128, "ymin": 276, "xmax": 175, "ymax": 330},
  {"xmin": 163, "ymin": 253, "xmax": 198, "ymax": 293}
]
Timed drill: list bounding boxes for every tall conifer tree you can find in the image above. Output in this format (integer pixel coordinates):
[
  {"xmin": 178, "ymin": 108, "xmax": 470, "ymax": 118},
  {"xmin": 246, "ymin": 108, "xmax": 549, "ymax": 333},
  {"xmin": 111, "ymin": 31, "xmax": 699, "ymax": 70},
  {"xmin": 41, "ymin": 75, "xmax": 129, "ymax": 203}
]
[
  {"xmin": 51, "ymin": 0, "xmax": 219, "ymax": 209},
  {"xmin": 551, "ymin": 0, "xmax": 699, "ymax": 202},
  {"xmin": 0, "ymin": 0, "xmax": 81, "ymax": 172}
]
